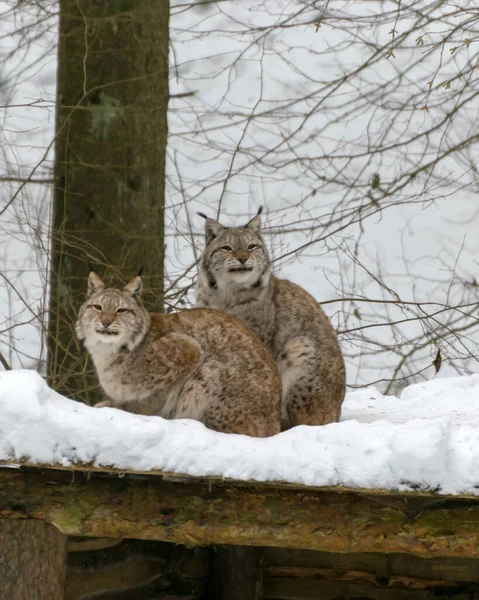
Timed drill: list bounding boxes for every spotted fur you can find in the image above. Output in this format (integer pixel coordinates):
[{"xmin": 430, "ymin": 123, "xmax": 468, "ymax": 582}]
[
  {"xmin": 196, "ymin": 212, "xmax": 346, "ymax": 428},
  {"xmin": 76, "ymin": 272, "xmax": 281, "ymax": 437}
]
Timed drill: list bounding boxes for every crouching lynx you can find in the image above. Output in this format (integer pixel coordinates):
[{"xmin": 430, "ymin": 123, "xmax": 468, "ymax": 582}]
[
  {"xmin": 196, "ymin": 209, "xmax": 346, "ymax": 429},
  {"xmin": 75, "ymin": 271, "xmax": 281, "ymax": 437}
]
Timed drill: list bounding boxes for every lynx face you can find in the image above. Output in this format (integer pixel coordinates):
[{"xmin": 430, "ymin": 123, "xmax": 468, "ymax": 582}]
[
  {"xmin": 76, "ymin": 273, "xmax": 150, "ymax": 353},
  {"xmin": 200, "ymin": 213, "xmax": 270, "ymax": 289}
]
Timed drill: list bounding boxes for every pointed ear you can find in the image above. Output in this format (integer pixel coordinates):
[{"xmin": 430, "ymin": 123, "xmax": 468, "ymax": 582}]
[
  {"xmin": 123, "ymin": 275, "xmax": 143, "ymax": 299},
  {"xmin": 245, "ymin": 207, "xmax": 263, "ymax": 235},
  {"xmin": 87, "ymin": 272, "xmax": 105, "ymax": 297},
  {"xmin": 204, "ymin": 218, "xmax": 225, "ymax": 245}
]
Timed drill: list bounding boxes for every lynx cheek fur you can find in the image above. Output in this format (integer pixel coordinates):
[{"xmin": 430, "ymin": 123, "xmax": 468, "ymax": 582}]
[
  {"xmin": 75, "ymin": 272, "xmax": 281, "ymax": 437},
  {"xmin": 196, "ymin": 210, "xmax": 346, "ymax": 429}
]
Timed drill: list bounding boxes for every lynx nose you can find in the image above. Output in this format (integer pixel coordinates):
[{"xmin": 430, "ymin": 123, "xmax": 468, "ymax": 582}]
[
  {"xmin": 100, "ymin": 318, "xmax": 113, "ymax": 329},
  {"xmin": 235, "ymin": 252, "xmax": 249, "ymax": 264}
]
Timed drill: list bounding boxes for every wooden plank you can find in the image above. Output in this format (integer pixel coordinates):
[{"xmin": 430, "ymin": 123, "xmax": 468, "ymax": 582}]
[
  {"xmin": 0, "ymin": 518, "xmax": 67, "ymax": 600},
  {"xmin": 264, "ymin": 548, "xmax": 479, "ymax": 583},
  {"xmin": 264, "ymin": 566, "xmax": 472, "ymax": 591},
  {"xmin": 68, "ymin": 537, "xmax": 123, "ymax": 552},
  {"xmin": 66, "ymin": 539, "xmax": 210, "ymax": 600},
  {"xmin": 3, "ymin": 464, "xmax": 479, "ymax": 558},
  {"xmin": 263, "ymin": 549, "xmax": 479, "ymax": 598},
  {"xmin": 3, "ymin": 459, "xmax": 478, "ymax": 498},
  {"xmin": 68, "ymin": 558, "xmax": 171, "ymax": 599},
  {"xmin": 263, "ymin": 576, "xmax": 473, "ymax": 600}
]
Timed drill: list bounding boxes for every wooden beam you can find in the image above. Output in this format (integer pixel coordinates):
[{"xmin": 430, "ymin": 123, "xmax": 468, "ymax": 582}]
[
  {"xmin": 2, "ymin": 464, "xmax": 479, "ymax": 558},
  {"xmin": 66, "ymin": 539, "xmax": 210, "ymax": 600},
  {"xmin": 264, "ymin": 566, "xmax": 473, "ymax": 592},
  {"xmin": 264, "ymin": 548, "xmax": 479, "ymax": 583},
  {"xmin": 263, "ymin": 576, "xmax": 473, "ymax": 600}
]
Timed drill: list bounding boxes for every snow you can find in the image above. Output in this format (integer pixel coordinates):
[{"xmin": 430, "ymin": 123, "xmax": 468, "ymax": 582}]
[{"xmin": 2, "ymin": 369, "xmax": 479, "ymax": 496}]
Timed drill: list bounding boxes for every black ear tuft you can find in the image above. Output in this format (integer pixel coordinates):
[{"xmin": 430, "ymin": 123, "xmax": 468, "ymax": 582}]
[
  {"xmin": 87, "ymin": 272, "xmax": 106, "ymax": 297},
  {"xmin": 244, "ymin": 208, "xmax": 263, "ymax": 234},
  {"xmin": 201, "ymin": 216, "xmax": 226, "ymax": 245},
  {"xmin": 137, "ymin": 266, "xmax": 145, "ymax": 277},
  {"xmin": 123, "ymin": 275, "xmax": 143, "ymax": 299},
  {"xmin": 197, "ymin": 212, "xmax": 208, "ymax": 220},
  {"xmin": 88, "ymin": 262, "xmax": 94, "ymax": 272}
]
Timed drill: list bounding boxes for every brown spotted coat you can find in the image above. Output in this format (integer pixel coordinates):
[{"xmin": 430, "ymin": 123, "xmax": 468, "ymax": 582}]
[{"xmin": 76, "ymin": 273, "xmax": 281, "ymax": 437}]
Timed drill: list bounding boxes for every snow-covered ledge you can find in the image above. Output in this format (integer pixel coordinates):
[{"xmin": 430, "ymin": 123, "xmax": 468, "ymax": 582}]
[
  {"xmin": 3, "ymin": 370, "xmax": 479, "ymax": 555},
  {"xmin": 2, "ymin": 369, "xmax": 479, "ymax": 494}
]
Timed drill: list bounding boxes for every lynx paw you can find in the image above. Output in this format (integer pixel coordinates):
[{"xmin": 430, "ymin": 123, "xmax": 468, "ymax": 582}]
[{"xmin": 95, "ymin": 400, "xmax": 113, "ymax": 408}]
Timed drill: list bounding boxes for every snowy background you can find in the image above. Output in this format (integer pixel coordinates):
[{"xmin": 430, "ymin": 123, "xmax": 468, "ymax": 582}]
[
  {"xmin": 3, "ymin": 368, "xmax": 479, "ymax": 495},
  {"xmin": 1, "ymin": 0, "xmax": 479, "ymax": 392}
]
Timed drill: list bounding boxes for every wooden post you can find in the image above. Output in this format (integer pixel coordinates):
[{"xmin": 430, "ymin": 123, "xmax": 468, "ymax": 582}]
[
  {"xmin": 0, "ymin": 519, "xmax": 67, "ymax": 600},
  {"xmin": 209, "ymin": 545, "xmax": 263, "ymax": 600}
]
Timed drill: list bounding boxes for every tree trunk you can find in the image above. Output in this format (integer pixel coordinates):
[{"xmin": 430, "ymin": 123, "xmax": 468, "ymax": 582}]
[
  {"xmin": 0, "ymin": 519, "xmax": 67, "ymax": 600},
  {"xmin": 49, "ymin": 0, "xmax": 169, "ymax": 403}
]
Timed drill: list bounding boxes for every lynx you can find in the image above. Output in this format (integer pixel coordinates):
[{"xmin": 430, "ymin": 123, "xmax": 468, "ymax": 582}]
[
  {"xmin": 75, "ymin": 271, "xmax": 281, "ymax": 437},
  {"xmin": 196, "ymin": 208, "xmax": 346, "ymax": 429}
]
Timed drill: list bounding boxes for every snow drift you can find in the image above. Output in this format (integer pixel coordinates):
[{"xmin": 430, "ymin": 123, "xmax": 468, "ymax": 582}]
[{"xmin": 1, "ymin": 369, "xmax": 479, "ymax": 495}]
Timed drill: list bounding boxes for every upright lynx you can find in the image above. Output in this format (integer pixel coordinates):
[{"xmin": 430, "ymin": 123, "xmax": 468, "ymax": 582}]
[
  {"xmin": 76, "ymin": 272, "xmax": 281, "ymax": 437},
  {"xmin": 196, "ymin": 209, "xmax": 346, "ymax": 428}
]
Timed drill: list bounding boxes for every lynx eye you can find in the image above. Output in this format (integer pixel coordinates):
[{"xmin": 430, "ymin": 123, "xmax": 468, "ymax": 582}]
[
  {"xmin": 220, "ymin": 245, "xmax": 233, "ymax": 252},
  {"xmin": 248, "ymin": 244, "xmax": 260, "ymax": 251},
  {"xmin": 116, "ymin": 308, "xmax": 130, "ymax": 314},
  {"xmin": 89, "ymin": 304, "xmax": 102, "ymax": 312}
]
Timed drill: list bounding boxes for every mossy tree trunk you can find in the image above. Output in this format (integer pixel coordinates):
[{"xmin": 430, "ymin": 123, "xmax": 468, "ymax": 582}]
[{"xmin": 49, "ymin": 0, "xmax": 169, "ymax": 403}]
